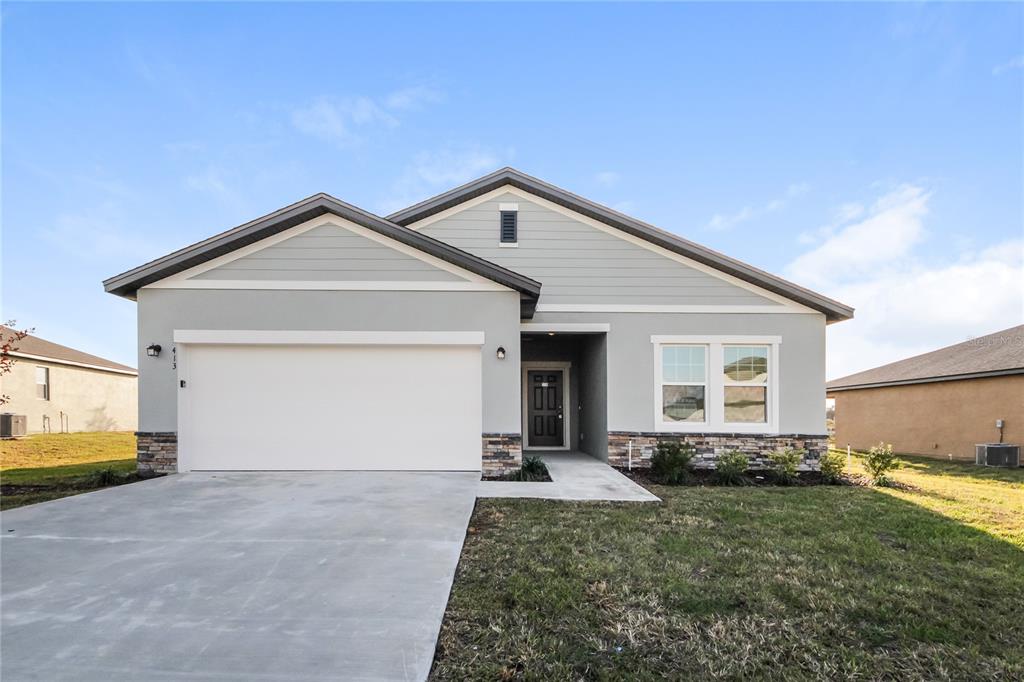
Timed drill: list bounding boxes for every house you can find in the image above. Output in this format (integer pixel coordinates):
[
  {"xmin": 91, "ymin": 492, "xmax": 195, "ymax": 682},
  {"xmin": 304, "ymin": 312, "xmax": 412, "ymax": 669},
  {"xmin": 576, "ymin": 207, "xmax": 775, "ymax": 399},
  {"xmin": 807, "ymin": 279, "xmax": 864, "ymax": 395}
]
[
  {"xmin": 103, "ymin": 168, "xmax": 853, "ymax": 476},
  {"xmin": 0, "ymin": 326, "xmax": 137, "ymax": 433},
  {"xmin": 827, "ymin": 325, "xmax": 1024, "ymax": 461}
]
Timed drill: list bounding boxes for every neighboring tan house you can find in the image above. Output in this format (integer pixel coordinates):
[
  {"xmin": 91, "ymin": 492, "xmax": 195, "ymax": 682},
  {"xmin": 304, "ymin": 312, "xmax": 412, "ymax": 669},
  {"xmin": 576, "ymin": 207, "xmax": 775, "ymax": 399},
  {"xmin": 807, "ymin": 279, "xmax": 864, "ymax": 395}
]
[
  {"xmin": 103, "ymin": 167, "xmax": 853, "ymax": 476},
  {"xmin": 1, "ymin": 327, "xmax": 138, "ymax": 434},
  {"xmin": 827, "ymin": 325, "xmax": 1024, "ymax": 461}
]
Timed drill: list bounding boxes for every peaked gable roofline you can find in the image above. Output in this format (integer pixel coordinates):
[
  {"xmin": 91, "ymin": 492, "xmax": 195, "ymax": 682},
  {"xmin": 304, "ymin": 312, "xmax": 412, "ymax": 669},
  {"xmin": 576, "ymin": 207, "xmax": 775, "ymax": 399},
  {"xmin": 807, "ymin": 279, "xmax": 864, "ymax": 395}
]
[
  {"xmin": 388, "ymin": 167, "xmax": 854, "ymax": 322},
  {"xmin": 103, "ymin": 193, "xmax": 542, "ymax": 315}
]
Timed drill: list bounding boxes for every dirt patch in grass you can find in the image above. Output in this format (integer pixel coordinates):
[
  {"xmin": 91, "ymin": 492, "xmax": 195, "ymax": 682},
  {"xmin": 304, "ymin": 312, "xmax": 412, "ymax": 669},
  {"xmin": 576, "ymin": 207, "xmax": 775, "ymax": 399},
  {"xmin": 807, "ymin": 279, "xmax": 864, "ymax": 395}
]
[{"xmin": 433, "ymin": 457, "xmax": 1024, "ymax": 679}]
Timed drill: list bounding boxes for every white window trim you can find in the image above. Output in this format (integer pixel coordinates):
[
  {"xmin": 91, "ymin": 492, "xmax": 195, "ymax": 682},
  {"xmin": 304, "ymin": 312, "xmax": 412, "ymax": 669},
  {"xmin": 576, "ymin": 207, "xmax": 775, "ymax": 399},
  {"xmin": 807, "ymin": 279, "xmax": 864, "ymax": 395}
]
[
  {"xmin": 172, "ymin": 330, "xmax": 485, "ymax": 346},
  {"xmin": 35, "ymin": 366, "xmax": 50, "ymax": 401},
  {"xmin": 521, "ymin": 361, "xmax": 571, "ymax": 451},
  {"xmin": 651, "ymin": 335, "xmax": 780, "ymax": 434}
]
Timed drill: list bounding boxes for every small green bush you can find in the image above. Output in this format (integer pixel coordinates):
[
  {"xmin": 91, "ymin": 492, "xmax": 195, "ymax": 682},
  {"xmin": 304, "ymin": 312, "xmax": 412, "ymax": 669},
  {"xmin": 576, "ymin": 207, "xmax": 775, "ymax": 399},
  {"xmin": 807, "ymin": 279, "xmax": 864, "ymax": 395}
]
[
  {"xmin": 769, "ymin": 448, "xmax": 804, "ymax": 485},
  {"xmin": 87, "ymin": 467, "xmax": 124, "ymax": 487},
  {"xmin": 520, "ymin": 455, "xmax": 549, "ymax": 481},
  {"xmin": 865, "ymin": 442, "xmax": 900, "ymax": 485},
  {"xmin": 713, "ymin": 450, "xmax": 750, "ymax": 485},
  {"xmin": 651, "ymin": 441, "xmax": 695, "ymax": 485},
  {"xmin": 819, "ymin": 450, "xmax": 845, "ymax": 484}
]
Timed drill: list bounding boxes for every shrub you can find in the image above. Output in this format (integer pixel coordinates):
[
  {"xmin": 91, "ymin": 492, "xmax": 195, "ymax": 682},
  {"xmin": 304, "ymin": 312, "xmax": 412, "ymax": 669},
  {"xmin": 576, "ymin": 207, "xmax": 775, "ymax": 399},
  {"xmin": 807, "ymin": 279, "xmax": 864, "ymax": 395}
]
[
  {"xmin": 651, "ymin": 441, "xmax": 695, "ymax": 485},
  {"xmin": 865, "ymin": 442, "xmax": 900, "ymax": 485},
  {"xmin": 819, "ymin": 450, "xmax": 845, "ymax": 484},
  {"xmin": 88, "ymin": 467, "xmax": 124, "ymax": 487},
  {"xmin": 713, "ymin": 450, "xmax": 750, "ymax": 485},
  {"xmin": 769, "ymin": 448, "xmax": 804, "ymax": 485},
  {"xmin": 519, "ymin": 455, "xmax": 549, "ymax": 481}
]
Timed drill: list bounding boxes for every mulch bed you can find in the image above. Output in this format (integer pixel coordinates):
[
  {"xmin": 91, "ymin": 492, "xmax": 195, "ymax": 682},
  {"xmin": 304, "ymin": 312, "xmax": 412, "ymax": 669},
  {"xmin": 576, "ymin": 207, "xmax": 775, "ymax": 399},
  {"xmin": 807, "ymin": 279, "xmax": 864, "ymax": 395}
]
[{"xmin": 617, "ymin": 467, "xmax": 853, "ymax": 487}]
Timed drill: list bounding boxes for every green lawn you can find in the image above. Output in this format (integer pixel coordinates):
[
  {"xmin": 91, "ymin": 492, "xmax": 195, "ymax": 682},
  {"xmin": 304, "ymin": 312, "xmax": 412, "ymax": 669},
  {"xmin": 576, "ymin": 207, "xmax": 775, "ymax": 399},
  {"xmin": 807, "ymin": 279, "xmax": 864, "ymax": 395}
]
[
  {"xmin": 432, "ymin": 456, "xmax": 1024, "ymax": 680},
  {"xmin": 0, "ymin": 432, "xmax": 139, "ymax": 510}
]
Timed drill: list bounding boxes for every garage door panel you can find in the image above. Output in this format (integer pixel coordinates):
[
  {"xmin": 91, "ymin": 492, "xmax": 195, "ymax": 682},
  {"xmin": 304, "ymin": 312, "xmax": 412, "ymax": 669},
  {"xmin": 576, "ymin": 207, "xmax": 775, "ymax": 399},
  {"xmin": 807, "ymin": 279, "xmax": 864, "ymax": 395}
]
[{"xmin": 178, "ymin": 344, "xmax": 481, "ymax": 471}]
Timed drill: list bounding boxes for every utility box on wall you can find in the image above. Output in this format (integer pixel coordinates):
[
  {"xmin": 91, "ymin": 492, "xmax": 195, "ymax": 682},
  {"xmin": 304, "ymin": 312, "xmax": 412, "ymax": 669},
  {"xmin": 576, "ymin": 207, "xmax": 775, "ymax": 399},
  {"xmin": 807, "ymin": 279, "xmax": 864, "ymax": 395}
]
[{"xmin": 975, "ymin": 443, "xmax": 1020, "ymax": 468}]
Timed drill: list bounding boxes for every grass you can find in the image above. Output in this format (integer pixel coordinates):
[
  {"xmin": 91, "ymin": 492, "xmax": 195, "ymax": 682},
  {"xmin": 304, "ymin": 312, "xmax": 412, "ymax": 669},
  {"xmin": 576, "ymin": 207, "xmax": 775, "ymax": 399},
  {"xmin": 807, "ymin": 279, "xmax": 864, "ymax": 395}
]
[
  {"xmin": 432, "ymin": 456, "xmax": 1024, "ymax": 680},
  {"xmin": 0, "ymin": 432, "xmax": 139, "ymax": 510}
]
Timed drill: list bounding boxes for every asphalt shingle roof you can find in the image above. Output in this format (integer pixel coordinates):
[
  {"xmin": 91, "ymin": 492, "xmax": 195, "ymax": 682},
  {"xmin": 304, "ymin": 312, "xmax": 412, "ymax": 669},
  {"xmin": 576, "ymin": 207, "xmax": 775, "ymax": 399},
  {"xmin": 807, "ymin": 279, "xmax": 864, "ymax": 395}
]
[
  {"xmin": 1, "ymin": 326, "xmax": 136, "ymax": 374},
  {"xmin": 826, "ymin": 325, "xmax": 1024, "ymax": 391}
]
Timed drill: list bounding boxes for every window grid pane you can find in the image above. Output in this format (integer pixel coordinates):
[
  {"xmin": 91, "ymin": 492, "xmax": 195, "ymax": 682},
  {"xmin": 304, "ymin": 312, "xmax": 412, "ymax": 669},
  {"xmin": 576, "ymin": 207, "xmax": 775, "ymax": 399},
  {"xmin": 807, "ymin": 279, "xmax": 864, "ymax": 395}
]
[
  {"xmin": 723, "ymin": 345, "xmax": 768, "ymax": 384},
  {"xmin": 724, "ymin": 386, "xmax": 766, "ymax": 423},
  {"xmin": 662, "ymin": 385, "xmax": 706, "ymax": 423},
  {"xmin": 662, "ymin": 345, "xmax": 705, "ymax": 383}
]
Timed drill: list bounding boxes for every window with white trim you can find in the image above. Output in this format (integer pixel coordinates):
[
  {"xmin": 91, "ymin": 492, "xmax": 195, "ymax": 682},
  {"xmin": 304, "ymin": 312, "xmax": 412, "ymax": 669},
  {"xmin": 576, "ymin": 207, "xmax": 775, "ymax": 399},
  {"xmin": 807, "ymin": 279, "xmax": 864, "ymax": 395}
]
[
  {"xmin": 722, "ymin": 345, "xmax": 768, "ymax": 424},
  {"xmin": 36, "ymin": 366, "xmax": 50, "ymax": 400},
  {"xmin": 659, "ymin": 345, "xmax": 706, "ymax": 423},
  {"xmin": 653, "ymin": 336, "xmax": 778, "ymax": 433}
]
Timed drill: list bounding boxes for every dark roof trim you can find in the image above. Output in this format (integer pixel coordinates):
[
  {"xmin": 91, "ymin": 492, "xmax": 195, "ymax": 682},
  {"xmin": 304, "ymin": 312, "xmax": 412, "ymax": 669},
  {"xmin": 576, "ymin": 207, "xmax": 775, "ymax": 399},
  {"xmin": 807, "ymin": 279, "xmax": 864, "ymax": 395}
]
[
  {"xmin": 388, "ymin": 168, "xmax": 854, "ymax": 322},
  {"xmin": 826, "ymin": 367, "xmax": 1024, "ymax": 393},
  {"xmin": 103, "ymin": 193, "xmax": 542, "ymax": 314}
]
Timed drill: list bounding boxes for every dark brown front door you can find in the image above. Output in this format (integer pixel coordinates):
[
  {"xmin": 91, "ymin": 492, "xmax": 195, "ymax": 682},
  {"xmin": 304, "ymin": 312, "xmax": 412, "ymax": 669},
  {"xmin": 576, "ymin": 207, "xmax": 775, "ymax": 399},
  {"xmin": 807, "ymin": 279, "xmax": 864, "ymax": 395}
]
[{"xmin": 528, "ymin": 369, "xmax": 564, "ymax": 447}]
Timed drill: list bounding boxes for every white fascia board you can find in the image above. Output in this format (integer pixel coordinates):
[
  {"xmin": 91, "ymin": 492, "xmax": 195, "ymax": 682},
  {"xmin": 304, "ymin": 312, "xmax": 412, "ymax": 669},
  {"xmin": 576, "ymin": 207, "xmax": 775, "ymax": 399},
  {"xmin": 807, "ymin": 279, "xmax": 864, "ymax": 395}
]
[
  {"xmin": 536, "ymin": 304, "xmax": 815, "ymax": 315},
  {"xmin": 520, "ymin": 322, "xmax": 610, "ymax": 332},
  {"xmin": 173, "ymin": 330, "xmax": 486, "ymax": 346}
]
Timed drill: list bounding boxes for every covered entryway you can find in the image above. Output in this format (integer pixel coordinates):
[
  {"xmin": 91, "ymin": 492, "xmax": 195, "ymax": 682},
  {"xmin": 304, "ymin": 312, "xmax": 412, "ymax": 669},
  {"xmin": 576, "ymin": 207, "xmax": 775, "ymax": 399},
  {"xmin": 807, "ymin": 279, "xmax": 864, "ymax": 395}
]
[
  {"xmin": 521, "ymin": 324, "xmax": 608, "ymax": 460},
  {"xmin": 175, "ymin": 331, "xmax": 483, "ymax": 471}
]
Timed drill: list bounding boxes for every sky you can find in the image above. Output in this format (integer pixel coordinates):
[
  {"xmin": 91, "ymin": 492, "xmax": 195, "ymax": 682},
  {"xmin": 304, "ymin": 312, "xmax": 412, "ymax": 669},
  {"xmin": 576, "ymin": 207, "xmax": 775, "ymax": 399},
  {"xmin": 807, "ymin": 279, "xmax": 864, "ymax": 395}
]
[{"xmin": 2, "ymin": 2, "xmax": 1022, "ymax": 378}]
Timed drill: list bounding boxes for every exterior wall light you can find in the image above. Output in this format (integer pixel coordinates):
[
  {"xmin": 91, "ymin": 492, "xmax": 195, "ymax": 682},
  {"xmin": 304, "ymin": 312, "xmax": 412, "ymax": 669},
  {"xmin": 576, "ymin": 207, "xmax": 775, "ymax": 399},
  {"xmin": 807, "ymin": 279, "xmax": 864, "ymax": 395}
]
[
  {"xmin": 496, "ymin": 346, "xmax": 506, "ymax": 360},
  {"xmin": 146, "ymin": 344, "xmax": 162, "ymax": 357}
]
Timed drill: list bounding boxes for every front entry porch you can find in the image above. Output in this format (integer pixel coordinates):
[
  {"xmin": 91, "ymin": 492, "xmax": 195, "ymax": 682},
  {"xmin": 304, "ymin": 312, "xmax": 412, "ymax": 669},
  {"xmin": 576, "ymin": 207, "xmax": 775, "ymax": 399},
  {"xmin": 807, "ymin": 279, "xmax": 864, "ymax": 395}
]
[
  {"xmin": 521, "ymin": 328, "xmax": 608, "ymax": 461},
  {"xmin": 478, "ymin": 452, "xmax": 659, "ymax": 502}
]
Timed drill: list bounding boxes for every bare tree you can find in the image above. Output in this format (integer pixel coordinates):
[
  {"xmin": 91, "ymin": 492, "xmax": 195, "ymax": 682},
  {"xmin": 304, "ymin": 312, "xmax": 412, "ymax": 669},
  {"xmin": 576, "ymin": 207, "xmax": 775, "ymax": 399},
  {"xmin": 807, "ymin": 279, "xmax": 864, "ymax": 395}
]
[{"xmin": 1, "ymin": 321, "xmax": 33, "ymax": 406}]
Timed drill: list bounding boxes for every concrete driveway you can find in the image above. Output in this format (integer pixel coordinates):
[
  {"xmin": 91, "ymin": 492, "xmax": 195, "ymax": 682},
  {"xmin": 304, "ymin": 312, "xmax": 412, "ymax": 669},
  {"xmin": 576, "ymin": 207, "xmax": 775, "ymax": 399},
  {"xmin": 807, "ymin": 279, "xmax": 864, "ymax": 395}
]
[{"xmin": 1, "ymin": 471, "xmax": 479, "ymax": 682}]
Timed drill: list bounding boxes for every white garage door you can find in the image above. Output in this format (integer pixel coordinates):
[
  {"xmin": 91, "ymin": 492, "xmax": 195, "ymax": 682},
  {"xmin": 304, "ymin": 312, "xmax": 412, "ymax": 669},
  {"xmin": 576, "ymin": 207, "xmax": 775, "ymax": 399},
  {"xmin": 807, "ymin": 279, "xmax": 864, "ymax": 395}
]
[{"xmin": 177, "ymin": 341, "xmax": 482, "ymax": 471}]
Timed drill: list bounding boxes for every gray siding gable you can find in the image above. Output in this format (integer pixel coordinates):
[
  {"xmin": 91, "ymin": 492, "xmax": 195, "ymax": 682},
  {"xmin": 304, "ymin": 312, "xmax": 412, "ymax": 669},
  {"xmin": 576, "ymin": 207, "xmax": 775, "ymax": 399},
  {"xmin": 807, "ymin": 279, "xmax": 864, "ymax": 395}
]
[
  {"xmin": 192, "ymin": 222, "xmax": 466, "ymax": 282},
  {"xmin": 419, "ymin": 193, "xmax": 781, "ymax": 306}
]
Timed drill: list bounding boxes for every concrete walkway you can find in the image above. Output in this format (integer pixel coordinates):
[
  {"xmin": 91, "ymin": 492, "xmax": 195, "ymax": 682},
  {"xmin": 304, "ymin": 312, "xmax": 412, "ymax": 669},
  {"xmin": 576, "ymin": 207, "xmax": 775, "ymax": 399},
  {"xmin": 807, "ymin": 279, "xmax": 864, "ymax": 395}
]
[
  {"xmin": 478, "ymin": 452, "xmax": 660, "ymax": 502},
  {"xmin": 1, "ymin": 471, "xmax": 479, "ymax": 682}
]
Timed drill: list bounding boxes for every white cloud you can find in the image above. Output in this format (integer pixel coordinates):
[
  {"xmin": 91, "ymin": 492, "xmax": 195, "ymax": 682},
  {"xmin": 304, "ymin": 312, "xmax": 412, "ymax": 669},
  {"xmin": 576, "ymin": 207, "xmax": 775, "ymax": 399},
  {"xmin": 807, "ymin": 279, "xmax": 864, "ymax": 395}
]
[
  {"xmin": 706, "ymin": 181, "xmax": 809, "ymax": 231},
  {"xmin": 291, "ymin": 85, "xmax": 443, "ymax": 147},
  {"xmin": 378, "ymin": 144, "xmax": 510, "ymax": 215},
  {"xmin": 595, "ymin": 171, "xmax": 620, "ymax": 187},
  {"xmin": 786, "ymin": 184, "xmax": 929, "ymax": 288},
  {"xmin": 291, "ymin": 96, "xmax": 397, "ymax": 147},
  {"xmin": 384, "ymin": 85, "xmax": 443, "ymax": 111},
  {"xmin": 41, "ymin": 210, "xmax": 165, "ymax": 262},
  {"xmin": 783, "ymin": 186, "xmax": 1024, "ymax": 379},
  {"xmin": 993, "ymin": 55, "xmax": 1024, "ymax": 75}
]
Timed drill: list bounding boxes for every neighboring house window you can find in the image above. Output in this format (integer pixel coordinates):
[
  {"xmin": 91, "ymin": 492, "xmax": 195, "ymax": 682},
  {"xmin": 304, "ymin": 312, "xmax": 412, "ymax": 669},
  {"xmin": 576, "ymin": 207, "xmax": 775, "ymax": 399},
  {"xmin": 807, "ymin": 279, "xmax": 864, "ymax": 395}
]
[
  {"xmin": 723, "ymin": 345, "xmax": 768, "ymax": 424},
  {"xmin": 499, "ymin": 209, "xmax": 518, "ymax": 244},
  {"xmin": 659, "ymin": 345, "xmax": 706, "ymax": 423},
  {"xmin": 653, "ymin": 336, "xmax": 779, "ymax": 433},
  {"xmin": 36, "ymin": 366, "xmax": 50, "ymax": 400}
]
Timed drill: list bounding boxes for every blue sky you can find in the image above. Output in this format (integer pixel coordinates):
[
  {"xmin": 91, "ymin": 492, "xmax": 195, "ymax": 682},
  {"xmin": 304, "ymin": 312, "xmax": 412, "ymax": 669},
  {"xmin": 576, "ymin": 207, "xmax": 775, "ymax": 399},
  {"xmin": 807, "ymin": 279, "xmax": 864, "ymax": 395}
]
[{"xmin": 2, "ymin": 2, "xmax": 1022, "ymax": 378}]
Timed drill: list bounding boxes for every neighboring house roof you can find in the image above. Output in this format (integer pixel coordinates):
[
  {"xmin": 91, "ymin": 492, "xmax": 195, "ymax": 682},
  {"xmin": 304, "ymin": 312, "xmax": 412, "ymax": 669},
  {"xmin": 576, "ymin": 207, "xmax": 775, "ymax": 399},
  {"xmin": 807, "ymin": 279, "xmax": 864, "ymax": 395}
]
[
  {"xmin": 388, "ymin": 167, "xmax": 854, "ymax": 322},
  {"xmin": 102, "ymin": 193, "xmax": 543, "ymax": 316},
  {"xmin": 1, "ymin": 326, "xmax": 137, "ymax": 375},
  {"xmin": 827, "ymin": 325, "xmax": 1024, "ymax": 392}
]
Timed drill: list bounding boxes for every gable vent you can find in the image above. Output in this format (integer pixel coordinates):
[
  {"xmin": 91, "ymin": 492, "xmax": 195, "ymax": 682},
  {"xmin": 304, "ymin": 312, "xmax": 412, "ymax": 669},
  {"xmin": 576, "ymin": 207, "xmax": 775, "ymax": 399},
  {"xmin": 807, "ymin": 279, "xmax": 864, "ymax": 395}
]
[{"xmin": 500, "ymin": 211, "xmax": 518, "ymax": 243}]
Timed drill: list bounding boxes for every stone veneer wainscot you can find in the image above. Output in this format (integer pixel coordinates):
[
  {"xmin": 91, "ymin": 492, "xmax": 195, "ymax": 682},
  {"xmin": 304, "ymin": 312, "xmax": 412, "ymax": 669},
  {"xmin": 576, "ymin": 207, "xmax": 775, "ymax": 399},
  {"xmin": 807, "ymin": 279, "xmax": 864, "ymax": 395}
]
[
  {"xmin": 482, "ymin": 433, "xmax": 523, "ymax": 477},
  {"xmin": 608, "ymin": 432, "xmax": 828, "ymax": 471},
  {"xmin": 136, "ymin": 431, "xmax": 177, "ymax": 476}
]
